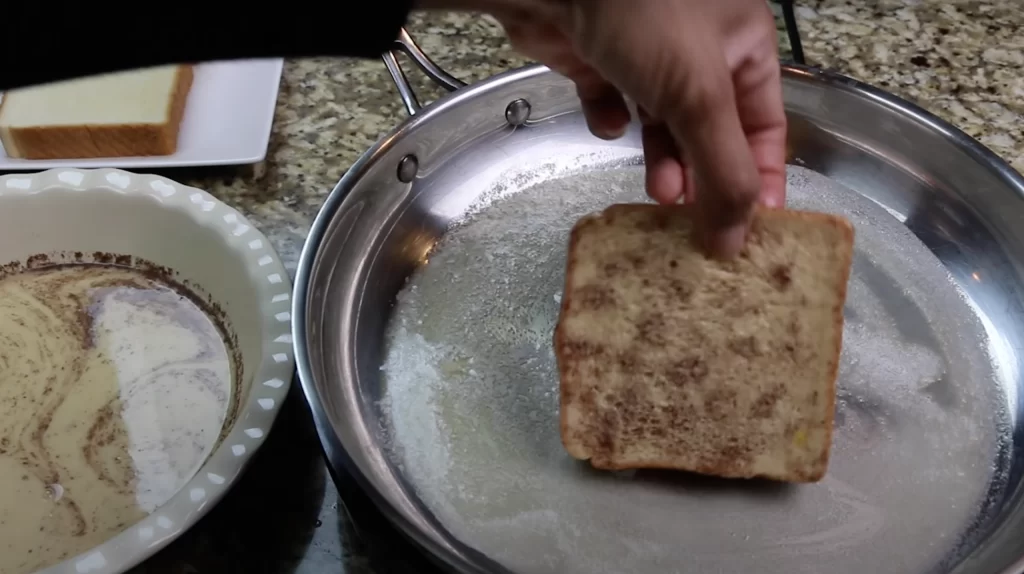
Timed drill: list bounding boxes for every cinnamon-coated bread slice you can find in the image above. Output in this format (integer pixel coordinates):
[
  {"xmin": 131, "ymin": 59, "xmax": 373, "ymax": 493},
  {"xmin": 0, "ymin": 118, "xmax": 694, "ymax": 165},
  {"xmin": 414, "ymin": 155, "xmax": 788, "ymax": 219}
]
[{"xmin": 554, "ymin": 204, "xmax": 854, "ymax": 483}]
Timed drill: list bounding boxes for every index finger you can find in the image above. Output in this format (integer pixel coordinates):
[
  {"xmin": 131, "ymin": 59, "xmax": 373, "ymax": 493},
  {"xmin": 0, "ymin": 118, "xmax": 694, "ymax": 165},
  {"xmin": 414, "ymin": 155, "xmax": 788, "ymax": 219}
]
[
  {"xmin": 660, "ymin": 41, "xmax": 761, "ymax": 258},
  {"xmin": 732, "ymin": 42, "xmax": 788, "ymax": 208}
]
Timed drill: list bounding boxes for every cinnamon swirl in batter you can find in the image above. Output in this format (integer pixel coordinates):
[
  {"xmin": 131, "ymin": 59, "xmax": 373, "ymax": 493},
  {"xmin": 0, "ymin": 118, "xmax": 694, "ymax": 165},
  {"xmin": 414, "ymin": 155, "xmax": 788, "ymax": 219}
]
[{"xmin": 0, "ymin": 265, "xmax": 234, "ymax": 574}]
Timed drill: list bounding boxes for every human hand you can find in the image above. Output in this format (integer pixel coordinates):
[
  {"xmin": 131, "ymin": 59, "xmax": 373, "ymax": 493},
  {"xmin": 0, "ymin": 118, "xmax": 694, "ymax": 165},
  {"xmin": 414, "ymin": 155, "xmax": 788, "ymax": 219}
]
[{"xmin": 420, "ymin": 0, "xmax": 787, "ymax": 257}]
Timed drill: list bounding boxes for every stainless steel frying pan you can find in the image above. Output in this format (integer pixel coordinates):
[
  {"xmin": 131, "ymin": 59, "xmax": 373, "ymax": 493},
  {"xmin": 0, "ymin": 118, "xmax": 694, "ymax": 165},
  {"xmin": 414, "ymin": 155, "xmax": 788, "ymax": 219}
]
[{"xmin": 294, "ymin": 30, "xmax": 1024, "ymax": 574}]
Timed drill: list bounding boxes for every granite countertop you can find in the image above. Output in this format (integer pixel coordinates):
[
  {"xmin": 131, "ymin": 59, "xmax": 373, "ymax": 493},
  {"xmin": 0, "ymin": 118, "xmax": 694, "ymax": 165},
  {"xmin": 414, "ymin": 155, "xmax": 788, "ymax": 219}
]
[{"xmin": 132, "ymin": 1, "xmax": 1024, "ymax": 572}]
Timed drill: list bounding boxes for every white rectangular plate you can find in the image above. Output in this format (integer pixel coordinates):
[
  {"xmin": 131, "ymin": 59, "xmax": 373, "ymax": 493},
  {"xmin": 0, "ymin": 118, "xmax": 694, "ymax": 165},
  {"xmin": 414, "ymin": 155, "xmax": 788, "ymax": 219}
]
[{"xmin": 0, "ymin": 59, "xmax": 284, "ymax": 170}]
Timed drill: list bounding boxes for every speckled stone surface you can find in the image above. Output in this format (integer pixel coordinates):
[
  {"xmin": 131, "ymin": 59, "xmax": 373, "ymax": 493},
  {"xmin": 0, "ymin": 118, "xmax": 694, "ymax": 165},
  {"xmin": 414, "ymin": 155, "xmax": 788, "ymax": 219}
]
[
  {"xmin": 136, "ymin": 2, "xmax": 1024, "ymax": 572},
  {"xmin": 791, "ymin": 0, "xmax": 1024, "ymax": 174}
]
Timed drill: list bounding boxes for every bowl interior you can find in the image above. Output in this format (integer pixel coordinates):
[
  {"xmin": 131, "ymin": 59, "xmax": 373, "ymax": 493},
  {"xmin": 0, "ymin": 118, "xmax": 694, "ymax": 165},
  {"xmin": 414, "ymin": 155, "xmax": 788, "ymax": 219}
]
[
  {"xmin": 0, "ymin": 189, "xmax": 263, "ymax": 388},
  {"xmin": 0, "ymin": 169, "xmax": 293, "ymax": 574}
]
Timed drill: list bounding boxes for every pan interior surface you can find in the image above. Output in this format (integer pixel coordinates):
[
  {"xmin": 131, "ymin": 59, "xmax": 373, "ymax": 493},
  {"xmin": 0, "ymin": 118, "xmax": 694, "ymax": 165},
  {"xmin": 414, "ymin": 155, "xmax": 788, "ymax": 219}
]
[{"xmin": 378, "ymin": 161, "xmax": 1011, "ymax": 574}]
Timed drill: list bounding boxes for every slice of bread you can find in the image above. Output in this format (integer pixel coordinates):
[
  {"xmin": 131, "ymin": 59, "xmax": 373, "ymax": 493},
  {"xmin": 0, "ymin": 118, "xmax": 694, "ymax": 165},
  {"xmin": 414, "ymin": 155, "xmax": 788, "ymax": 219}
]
[
  {"xmin": 0, "ymin": 65, "xmax": 193, "ymax": 160},
  {"xmin": 554, "ymin": 204, "xmax": 854, "ymax": 483}
]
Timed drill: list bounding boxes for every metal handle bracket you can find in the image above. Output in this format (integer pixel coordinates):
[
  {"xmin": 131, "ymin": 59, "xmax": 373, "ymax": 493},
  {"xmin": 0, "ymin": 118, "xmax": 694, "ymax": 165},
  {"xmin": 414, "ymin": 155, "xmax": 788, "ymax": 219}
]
[{"xmin": 382, "ymin": 28, "xmax": 467, "ymax": 116}]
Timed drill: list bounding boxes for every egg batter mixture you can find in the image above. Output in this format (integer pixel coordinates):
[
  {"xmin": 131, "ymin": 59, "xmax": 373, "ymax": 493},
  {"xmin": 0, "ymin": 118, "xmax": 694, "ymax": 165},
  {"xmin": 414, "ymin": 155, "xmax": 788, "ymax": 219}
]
[{"xmin": 0, "ymin": 265, "xmax": 233, "ymax": 573}]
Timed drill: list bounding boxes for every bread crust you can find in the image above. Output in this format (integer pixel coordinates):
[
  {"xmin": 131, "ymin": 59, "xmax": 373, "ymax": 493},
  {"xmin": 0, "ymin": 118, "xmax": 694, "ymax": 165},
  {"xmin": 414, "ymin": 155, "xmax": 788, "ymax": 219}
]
[
  {"xmin": 803, "ymin": 208, "xmax": 854, "ymax": 481},
  {"xmin": 554, "ymin": 213, "xmax": 591, "ymax": 461},
  {"xmin": 554, "ymin": 204, "xmax": 855, "ymax": 483},
  {"xmin": 0, "ymin": 65, "xmax": 194, "ymax": 160}
]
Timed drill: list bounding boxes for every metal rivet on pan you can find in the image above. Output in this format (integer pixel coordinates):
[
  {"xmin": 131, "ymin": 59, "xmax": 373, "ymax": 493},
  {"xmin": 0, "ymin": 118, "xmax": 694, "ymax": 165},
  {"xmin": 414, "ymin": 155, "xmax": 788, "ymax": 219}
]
[
  {"xmin": 505, "ymin": 99, "xmax": 532, "ymax": 127},
  {"xmin": 397, "ymin": 154, "xmax": 419, "ymax": 183}
]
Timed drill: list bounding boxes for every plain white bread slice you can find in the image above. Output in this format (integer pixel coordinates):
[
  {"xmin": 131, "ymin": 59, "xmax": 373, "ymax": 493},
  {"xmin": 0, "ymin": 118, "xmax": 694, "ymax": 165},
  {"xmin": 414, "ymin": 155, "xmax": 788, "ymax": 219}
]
[{"xmin": 0, "ymin": 64, "xmax": 193, "ymax": 160}]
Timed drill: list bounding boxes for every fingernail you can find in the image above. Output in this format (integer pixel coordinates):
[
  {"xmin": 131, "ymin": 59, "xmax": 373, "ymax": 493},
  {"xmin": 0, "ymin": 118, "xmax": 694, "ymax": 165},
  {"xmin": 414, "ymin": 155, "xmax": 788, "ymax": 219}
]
[
  {"xmin": 592, "ymin": 123, "xmax": 627, "ymax": 140},
  {"xmin": 762, "ymin": 195, "xmax": 781, "ymax": 208},
  {"xmin": 713, "ymin": 224, "xmax": 748, "ymax": 258}
]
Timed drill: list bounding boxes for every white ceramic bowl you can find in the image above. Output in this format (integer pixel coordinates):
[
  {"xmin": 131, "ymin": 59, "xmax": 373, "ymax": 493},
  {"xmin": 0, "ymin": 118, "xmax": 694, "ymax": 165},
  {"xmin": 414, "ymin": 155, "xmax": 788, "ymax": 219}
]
[{"xmin": 0, "ymin": 168, "xmax": 294, "ymax": 574}]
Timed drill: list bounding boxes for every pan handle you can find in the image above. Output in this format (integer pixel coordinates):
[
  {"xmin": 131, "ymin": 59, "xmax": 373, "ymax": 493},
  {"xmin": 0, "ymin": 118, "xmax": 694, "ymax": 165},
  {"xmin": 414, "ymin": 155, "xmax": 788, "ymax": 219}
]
[{"xmin": 382, "ymin": 28, "xmax": 468, "ymax": 116}]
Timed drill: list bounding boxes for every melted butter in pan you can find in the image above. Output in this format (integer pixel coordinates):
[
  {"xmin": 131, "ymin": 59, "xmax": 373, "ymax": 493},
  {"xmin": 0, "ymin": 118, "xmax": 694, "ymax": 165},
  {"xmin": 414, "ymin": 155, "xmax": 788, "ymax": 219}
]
[{"xmin": 0, "ymin": 265, "xmax": 233, "ymax": 574}]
